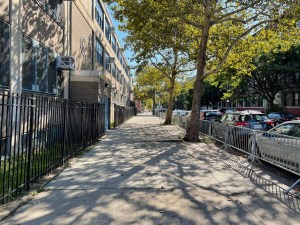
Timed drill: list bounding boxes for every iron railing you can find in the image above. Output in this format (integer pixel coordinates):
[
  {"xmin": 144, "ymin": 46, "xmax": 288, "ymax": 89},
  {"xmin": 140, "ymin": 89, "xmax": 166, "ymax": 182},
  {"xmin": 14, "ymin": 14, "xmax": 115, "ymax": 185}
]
[
  {"xmin": 113, "ymin": 104, "xmax": 135, "ymax": 128},
  {"xmin": 0, "ymin": 92, "xmax": 106, "ymax": 203}
]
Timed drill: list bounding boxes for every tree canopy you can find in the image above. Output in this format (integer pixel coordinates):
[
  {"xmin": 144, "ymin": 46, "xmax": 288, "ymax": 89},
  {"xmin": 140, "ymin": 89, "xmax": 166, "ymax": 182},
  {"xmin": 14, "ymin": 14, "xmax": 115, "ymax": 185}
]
[{"xmin": 105, "ymin": 0, "xmax": 300, "ymax": 141}]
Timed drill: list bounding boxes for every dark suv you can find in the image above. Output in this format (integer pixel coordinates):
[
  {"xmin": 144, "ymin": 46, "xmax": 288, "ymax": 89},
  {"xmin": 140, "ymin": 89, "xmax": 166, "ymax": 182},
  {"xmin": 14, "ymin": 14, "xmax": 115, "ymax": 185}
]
[{"xmin": 267, "ymin": 112, "xmax": 297, "ymax": 126}]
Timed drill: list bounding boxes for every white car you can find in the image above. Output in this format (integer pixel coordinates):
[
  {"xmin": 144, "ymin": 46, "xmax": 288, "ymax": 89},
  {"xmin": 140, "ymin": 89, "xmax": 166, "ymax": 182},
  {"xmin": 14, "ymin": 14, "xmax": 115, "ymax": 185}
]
[{"xmin": 255, "ymin": 121, "xmax": 300, "ymax": 172}]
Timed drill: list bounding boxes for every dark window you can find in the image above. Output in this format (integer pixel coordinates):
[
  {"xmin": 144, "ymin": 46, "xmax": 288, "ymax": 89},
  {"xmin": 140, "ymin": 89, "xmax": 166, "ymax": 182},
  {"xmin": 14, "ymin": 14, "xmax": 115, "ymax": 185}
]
[
  {"xmin": 95, "ymin": 0, "xmax": 104, "ymax": 30},
  {"xmin": 111, "ymin": 63, "xmax": 116, "ymax": 77},
  {"xmin": 293, "ymin": 93, "xmax": 300, "ymax": 106},
  {"xmin": 105, "ymin": 18, "xmax": 110, "ymax": 41},
  {"xmin": 291, "ymin": 124, "xmax": 300, "ymax": 138},
  {"xmin": 36, "ymin": 44, "xmax": 48, "ymax": 92},
  {"xmin": 37, "ymin": 0, "xmax": 62, "ymax": 21},
  {"xmin": 22, "ymin": 35, "xmax": 35, "ymax": 90},
  {"xmin": 22, "ymin": 34, "xmax": 61, "ymax": 95},
  {"xmin": 96, "ymin": 39, "xmax": 104, "ymax": 66},
  {"xmin": 111, "ymin": 36, "xmax": 117, "ymax": 53},
  {"xmin": 105, "ymin": 51, "xmax": 110, "ymax": 72},
  {"xmin": 0, "ymin": 20, "xmax": 10, "ymax": 87},
  {"xmin": 271, "ymin": 123, "xmax": 295, "ymax": 135}
]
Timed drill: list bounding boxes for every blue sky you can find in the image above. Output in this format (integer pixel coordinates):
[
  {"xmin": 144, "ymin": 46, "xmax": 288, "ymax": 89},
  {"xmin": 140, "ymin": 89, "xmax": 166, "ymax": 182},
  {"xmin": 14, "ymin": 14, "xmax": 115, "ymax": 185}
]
[{"xmin": 106, "ymin": 5, "xmax": 136, "ymax": 71}]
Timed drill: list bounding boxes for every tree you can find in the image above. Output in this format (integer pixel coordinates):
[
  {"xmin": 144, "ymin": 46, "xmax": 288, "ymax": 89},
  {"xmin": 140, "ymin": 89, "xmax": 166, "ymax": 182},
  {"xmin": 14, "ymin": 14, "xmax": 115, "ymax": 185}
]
[
  {"xmin": 106, "ymin": 0, "xmax": 299, "ymax": 141},
  {"xmin": 171, "ymin": 0, "xmax": 300, "ymax": 141},
  {"xmin": 105, "ymin": 0, "xmax": 196, "ymax": 125},
  {"xmin": 248, "ymin": 45, "xmax": 300, "ymax": 110},
  {"xmin": 134, "ymin": 66, "xmax": 167, "ymax": 115}
]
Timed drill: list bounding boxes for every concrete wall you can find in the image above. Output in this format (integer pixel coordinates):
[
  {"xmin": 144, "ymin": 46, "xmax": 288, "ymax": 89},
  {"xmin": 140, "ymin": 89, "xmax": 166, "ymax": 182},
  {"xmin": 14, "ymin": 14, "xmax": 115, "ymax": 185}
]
[
  {"xmin": 0, "ymin": 0, "xmax": 9, "ymax": 22},
  {"xmin": 71, "ymin": 2, "xmax": 93, "ymax": 70},
  {"xmin": 22, "ymin": 1, "xmax": 64, "ymax": 54}
]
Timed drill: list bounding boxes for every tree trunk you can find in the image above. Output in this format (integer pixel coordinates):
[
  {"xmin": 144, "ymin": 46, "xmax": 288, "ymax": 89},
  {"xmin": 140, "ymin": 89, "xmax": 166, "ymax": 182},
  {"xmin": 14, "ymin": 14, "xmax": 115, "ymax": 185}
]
[
  {"xmin": 164, "ymin": 76, "xmax": 176, "ymax": 125},
  {"xmin": 184, "ymin": 7, "xmax": 211, "ymax": 142},
  {"xmin": 152, "ymin": 95, "xmax": 156, "ymax": 115}
]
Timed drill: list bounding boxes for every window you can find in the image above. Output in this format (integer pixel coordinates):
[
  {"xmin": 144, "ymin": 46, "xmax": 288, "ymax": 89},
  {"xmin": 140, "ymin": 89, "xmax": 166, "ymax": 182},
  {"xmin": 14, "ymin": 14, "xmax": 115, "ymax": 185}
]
[
  {"xmin": 105, "ymin": 51, "xmax": 110, "ymax": 72},
  {"xmin": 111, "ymin": 63, "xmax": 116, "ymax": 78},
  {"xmin": 293, "ymin": 93, "xmax": 300, "ymax": 106},
  {"xmin": 271, "ymin": 123, "xmax": 295, "ymax": 136},
  {"xmin": 36, "ymin": 0, "xmax": 62, "ymax": 21},
  {"xmin": 291, "ymin": 124, "xmax": 300, "ymax": 138},
  {"xmin": 0, "ymin": 20, "xmax": 10, "ymax": 87},
  {"xmin": 96, "ymin": 39, "xmax": 104, "ymax": 66},
  {"xmin": 111, "ymin": 36, "xmax": 117, "ymax": 53},
  {"xmin": 95, "ymin": 0, "xmax": 104, "ymax": 30},
  {"xmin": 105, "ymin": 18, "xmax": 110, "ymax": 41},
  {"xmin": 22, "ymin": 34, "xmax": 62, "ymax": 94}
]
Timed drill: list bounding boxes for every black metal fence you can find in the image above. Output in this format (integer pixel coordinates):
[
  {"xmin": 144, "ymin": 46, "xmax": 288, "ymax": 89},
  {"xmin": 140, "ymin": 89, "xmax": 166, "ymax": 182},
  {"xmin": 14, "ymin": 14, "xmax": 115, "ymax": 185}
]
[
  {"xmin": 114, "ymin": 104, "xmax": 135, "ymax": 128},
  {"xmin": 0, "ymin": 92, "xmax": 106, "ymax": 203}
]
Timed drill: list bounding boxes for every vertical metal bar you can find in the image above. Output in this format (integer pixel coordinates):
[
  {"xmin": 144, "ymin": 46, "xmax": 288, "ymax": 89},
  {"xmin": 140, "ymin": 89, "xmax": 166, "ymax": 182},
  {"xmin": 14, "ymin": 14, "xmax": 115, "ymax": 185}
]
[
  {"xmin": 81, "ymin": 102, "xmax": 84, "ymax": 147},
  {"xmin": 61, "ymin": 100, "xmax": 66, "ymax": 163},
  {"xmin": 32, "ymin": 95, "xmax": 38, "ymax": 181},
  {"xmin": 11, "ymin": 94, "xmax": 20, "ymax": 193},
  {"xmin": 16, "ymin": 94, "xmax": 24, "ymax": 194},
  {"xmin": 44, "ymin": 97, "xmax": 50, "ymax": 171},
  {"xmin": 26, "ymin": 95, "xmax": 34, "ymax": 191},
  {"xmin": 6, "ymin": 94, "xmax": 15, "ymax": 195},
  {"xmin": 48, "ymin": 99, "xmax": 54, "ymax": 169},
  {"xmin": 1, "ymin": 92, "xmax": 9, "ymax": 202},
  {"xmin": 41, "ymin": 96, "xmax": 47, "ymax": 174},
  {"xmin": 36, "ymin": 96, "xmax": 42, "ymax": 179}
]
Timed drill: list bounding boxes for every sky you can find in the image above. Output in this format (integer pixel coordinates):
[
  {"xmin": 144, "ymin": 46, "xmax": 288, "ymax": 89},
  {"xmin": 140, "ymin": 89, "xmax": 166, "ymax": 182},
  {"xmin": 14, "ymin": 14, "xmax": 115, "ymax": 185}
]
[{"xmin": 106, "ymin": 5, "xmax": 136, "ymax": 73}]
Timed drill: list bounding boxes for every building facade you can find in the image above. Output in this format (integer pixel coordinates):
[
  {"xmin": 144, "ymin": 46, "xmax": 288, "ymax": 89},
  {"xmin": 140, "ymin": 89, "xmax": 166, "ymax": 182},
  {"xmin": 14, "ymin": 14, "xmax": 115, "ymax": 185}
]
[
  {"xmin": 0, "ymin": 0, "xmax": 69, "ymax": 97},
  {"xmin": 216, "ymin": 73, "xmax": 300, "ymax": 115},
  {"xmin": 0, "ymin": 0, "xmax": 133, "ymax": 119}
]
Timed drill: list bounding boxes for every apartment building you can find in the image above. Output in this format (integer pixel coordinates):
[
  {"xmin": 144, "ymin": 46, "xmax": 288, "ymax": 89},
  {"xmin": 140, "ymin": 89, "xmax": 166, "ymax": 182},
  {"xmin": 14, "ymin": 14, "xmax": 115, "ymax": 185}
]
[
  {"xmin": 217, "ymin": 73, "xmax": 300, "ymax": 115},
  {"xmin": 0, "ymin": 0, "xmax": 133, "ymax": 105}
]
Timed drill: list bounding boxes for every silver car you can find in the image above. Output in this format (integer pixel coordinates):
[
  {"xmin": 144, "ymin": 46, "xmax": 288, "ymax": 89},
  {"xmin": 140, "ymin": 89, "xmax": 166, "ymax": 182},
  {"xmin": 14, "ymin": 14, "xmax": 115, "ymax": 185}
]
[{"xmin": 255, "ymin": 121, "xmax": 300, "ymax": 172}]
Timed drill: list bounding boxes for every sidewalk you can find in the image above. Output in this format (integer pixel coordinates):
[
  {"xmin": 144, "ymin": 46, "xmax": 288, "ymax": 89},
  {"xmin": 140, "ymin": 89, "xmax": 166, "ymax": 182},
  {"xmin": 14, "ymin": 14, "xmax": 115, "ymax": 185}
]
[{"xmin": 1, "ymin": 113, "xmax": 300, "ymax": 225}]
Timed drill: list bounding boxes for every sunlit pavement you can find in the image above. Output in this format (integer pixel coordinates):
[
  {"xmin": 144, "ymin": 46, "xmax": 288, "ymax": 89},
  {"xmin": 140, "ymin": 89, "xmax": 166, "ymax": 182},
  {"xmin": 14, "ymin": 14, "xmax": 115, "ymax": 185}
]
[{"xmin": 2, "ymin": 114, "xmax": 300, "ymax": 225}]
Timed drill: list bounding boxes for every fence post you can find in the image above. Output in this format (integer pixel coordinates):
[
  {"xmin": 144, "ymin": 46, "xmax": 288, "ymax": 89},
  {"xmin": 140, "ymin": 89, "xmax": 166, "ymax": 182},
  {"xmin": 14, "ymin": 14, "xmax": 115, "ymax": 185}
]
[
  {"xmin": 224, "ymin": 125, "xmax": 229, "ymax": 150},
  {"xmin": 61, "ymin": 100, "xmax": 66, "ymax": 163},
  {"xmin": 81, "ymin": 101, "xmax": 84, "ymax": 147},
  {"xmin": 26, "ymin": 95, "xmax": 35, "ymax": 190},
  {"xmin": 251, "ymin": 130, "xmax": 257, "ymax": 157}
]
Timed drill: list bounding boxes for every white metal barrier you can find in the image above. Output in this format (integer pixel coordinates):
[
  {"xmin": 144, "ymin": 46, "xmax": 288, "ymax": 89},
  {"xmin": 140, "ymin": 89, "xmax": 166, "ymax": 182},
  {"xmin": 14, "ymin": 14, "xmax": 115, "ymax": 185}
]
[{"xmin": 157, "ymin": 112, "xmax": 300, "ymax": 197}]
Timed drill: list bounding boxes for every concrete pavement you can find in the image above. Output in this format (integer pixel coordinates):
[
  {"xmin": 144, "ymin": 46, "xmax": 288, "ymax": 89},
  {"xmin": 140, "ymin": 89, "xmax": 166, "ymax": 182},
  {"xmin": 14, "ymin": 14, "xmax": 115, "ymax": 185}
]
[{"xmin": 1, "ymin": 113, "xmax": 300, "ymax": 225}]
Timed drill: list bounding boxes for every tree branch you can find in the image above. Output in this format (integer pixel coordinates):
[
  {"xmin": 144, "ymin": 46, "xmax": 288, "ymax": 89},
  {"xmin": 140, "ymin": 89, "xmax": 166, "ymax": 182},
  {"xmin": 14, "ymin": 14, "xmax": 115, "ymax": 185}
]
[{"xmin": 203, "ymin": 19, "xmax": 276, "ymax": 78}]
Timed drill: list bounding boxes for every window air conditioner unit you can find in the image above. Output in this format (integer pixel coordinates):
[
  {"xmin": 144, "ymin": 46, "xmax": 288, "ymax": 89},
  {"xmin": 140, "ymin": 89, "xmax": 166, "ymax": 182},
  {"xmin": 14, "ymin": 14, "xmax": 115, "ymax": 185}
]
[
  {"xmin": 107, "ymin": 57, "xmax": 115, "ymax": 64},
  {"xmin": 108, "ymin": 26, "xmax": 115, "ymax": 34},
  {"xmin": 56, "ymin": 56, "xmax": 75, "ymax": 70}
]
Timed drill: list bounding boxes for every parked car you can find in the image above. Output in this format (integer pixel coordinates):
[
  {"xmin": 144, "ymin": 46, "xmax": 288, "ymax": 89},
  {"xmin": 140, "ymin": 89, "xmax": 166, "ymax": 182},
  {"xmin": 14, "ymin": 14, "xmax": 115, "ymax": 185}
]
[
  {"xmin": 253, "ymin": 121, "xmax": 300, "ymax": 172},
  {"xmin": 212, "ymin": 110, "xmax": 273, "ymax": 148},
  {"xmin": 200, "ymin": 110, "xmax": 223, "ymax": 122},
  {"xmin": 217, "ymin": 110, "xmax": 273, "ymax": 130},
  {"xmin": 267, "ymin": 112, "xmax": 297, "ymax": 126}
]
